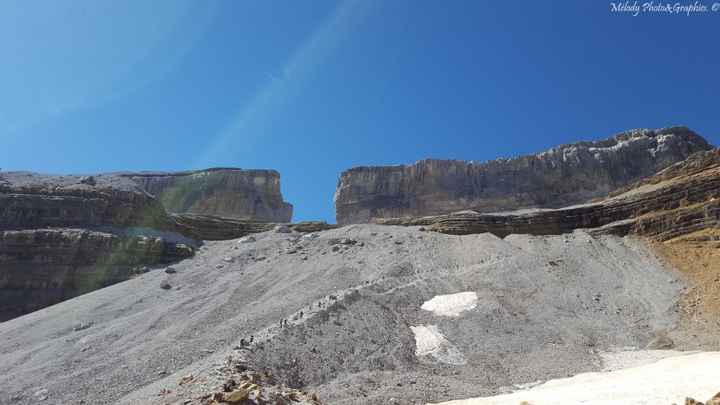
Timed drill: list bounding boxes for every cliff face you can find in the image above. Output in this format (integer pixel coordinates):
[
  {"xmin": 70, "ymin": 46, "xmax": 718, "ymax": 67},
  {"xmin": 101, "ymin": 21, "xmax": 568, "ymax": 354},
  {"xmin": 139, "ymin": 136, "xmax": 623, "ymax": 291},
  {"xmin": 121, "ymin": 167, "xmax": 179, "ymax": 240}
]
[
  {"xmin": 378, "ymin": 149, "xmax": 720, "ymax": 241},
  {"xmin": 122, "ymin": 168, "xmax": 293, "ymax": 222},
  {"xmin": 0, "ymin": 172, "xmax": 194, "ymax": 321},
  {"xmin": 0, "ymin": 228, "xmax": 192, "ymax": 321},
  {"xmin": 0, "ymin": 168, "xmax": 299, "ymax": 321},
  {"xmin": 334, "ymin": 126, "xmax": 713, "ymax": 224},
  {"xmin": 0, "ymin": 172, "xmax": 172, "ymax": 230}
]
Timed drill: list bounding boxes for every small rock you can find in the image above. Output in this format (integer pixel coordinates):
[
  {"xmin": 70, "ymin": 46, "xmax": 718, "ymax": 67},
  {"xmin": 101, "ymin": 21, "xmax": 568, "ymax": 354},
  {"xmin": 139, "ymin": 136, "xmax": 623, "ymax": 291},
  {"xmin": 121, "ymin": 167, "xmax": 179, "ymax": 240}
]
[
  {"xmin": 73, "ymin": 322, "xmax": 93, "ymax": 331},
  {"xmin": 646, "ymin": 334, "xmax": 675, "ymax": 350},
  {"xmin": 223, "ymin": 257, "xmax": 234, "ymax": 263},
  {"xmin": 331, "ymin": 245, "xmax": 341, "ymax": 252},
  {"xmin": 216, "ymin": 264, "xmax": 224, "ymax": 269},
  {"xmin": 274, "ymin": 225, "xmax": 291, "ymax": 233},
  {"xmin": 238, "ymin": 235, "xmax": 256, "ymax": 244},
  {"xmin": 33, "ymin": 389, "xmax": 48, "ymax": 399},
  {"xmin": 224, "ymin": 386, "xmax": 253, "ymax": 403},
  {"xmin": 160, "ymin": 281, "xmax": 172, "ymax": 290},
  {"xmin": 394, "ymin": 240, "xmax": 404, "ymax": 245},
  {"xmin": 79, "ymin": 176, "xmax": 96, "ymax": 186},
  {"xmin": 164, "ymin": 267, "xmax": 177, "ymax": 274}
]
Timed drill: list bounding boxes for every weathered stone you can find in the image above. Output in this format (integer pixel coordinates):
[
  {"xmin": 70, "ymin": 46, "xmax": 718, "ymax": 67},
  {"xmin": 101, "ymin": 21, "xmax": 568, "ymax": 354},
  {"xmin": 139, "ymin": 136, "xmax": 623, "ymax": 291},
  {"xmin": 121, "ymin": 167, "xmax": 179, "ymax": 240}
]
[
  {"xmin": 274, "ymin": 224, "xmax": 291, "ymax": 233},
  {"xmin": 118, "ymin": 168, "xmax": 293, "ymax": 222},
  {"xmin": 334, "ymin": 126, "xmax": 712, "ymax": 224}
]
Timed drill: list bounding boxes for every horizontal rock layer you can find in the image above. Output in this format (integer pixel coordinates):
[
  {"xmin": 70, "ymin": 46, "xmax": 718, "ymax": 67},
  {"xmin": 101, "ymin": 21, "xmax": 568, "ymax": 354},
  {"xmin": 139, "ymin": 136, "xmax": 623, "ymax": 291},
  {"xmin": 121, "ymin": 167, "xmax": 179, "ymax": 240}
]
[
  {"xmin": 0, "ymin": 169, "xmax": 326, "ymax": 320},
  {"xmin": 120, "ymin": 168, "xmax": 293, "ymax": 222},
  {"xmin": 378, "ymin": 150, "xmax": 720, "ymax": 241},
  {"xmin": 172, "ymin": 214, "xmax": 336, "ymax": 241},
  {"xmin": 335, "ymin": 126, "xmax": 712, "ymax": 224},
  {"xmin": 0, "ymin": 172, "xmax": 171, "ymax": 230},
  {"xmin": 0, "ymin": 228, "xmax": 193, "ymax": 321}
]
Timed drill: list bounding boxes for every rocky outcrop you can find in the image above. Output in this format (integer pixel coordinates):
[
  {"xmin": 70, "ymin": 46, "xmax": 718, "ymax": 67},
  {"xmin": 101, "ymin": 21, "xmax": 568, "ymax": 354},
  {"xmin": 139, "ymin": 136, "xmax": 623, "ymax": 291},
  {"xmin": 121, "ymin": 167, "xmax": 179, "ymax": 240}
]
[
  {"xmin": 378, "ymin": 150, "xmax": 720, "ymax": 241},
  {"xmin": 0, "ymin": 172, "xmax": 173, "ymax": 230},
  {"xmin": 172, "ymin": 214, "xmax": 336, "ymax": 241},
  {"xmin": 120, "ymin": 168, "xmax": 293, "ymax": 222},
  {"xmin": 0, "ymin": 169, "xmax": 323, "ymax": 321},
  {"xmin": 0, "ymin": 172, "xmax": 196, "ymax": 321},
  {"xmin": 335, "ymin": 126, "xmax": 712, "ymax": 224},
  {"xmin": 0, "ymin": 228, "xmax": 193, "ymax": 321}
]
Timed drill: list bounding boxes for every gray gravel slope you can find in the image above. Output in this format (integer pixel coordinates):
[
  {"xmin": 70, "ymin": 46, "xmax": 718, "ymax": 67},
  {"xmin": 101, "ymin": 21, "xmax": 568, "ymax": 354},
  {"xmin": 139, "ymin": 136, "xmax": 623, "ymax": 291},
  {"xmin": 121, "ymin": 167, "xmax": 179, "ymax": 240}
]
[{"xmin": 0, "ymin": 225, "xmax": 685, "ymax": 404}]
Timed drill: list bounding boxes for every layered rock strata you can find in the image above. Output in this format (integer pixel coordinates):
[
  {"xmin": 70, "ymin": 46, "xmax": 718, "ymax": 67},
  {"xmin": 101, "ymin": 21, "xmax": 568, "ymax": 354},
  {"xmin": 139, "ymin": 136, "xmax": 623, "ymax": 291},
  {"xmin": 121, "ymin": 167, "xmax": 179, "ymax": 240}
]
[
  {"xmin": 0, "ymin": 172, "xmax": 194, "ymax": 321},
  {"xmin": 0, "ymin": 228, "xmax": 193, "ymax": 321},
  {"xmin": 378, "ymin": 150, "xmax": 720, "ymax": 241},
  {"xmin": 0, "ymin": 172, "xmax": 172, "ymax": 230},
  {"xmin": 335, "ymin": 126, "xmax": 712, "ymax": 224},
  {"xmin": 120, "ymin": 168, "xmax": 293, "ymax": 222},
  {"xmin": 0, "ymin": 169, "xmax": 315, "ymax": 320},
  {"xmin": 172, "ymin": 214, "xmax": 335, "ymax": 241}
]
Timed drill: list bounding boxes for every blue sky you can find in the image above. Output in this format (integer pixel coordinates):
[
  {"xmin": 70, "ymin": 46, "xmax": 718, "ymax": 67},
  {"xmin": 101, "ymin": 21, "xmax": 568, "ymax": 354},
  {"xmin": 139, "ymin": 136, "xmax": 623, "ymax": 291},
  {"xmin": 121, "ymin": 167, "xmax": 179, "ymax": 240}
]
[{"xmin": 2, "ymin": 1, "xmax": 718, "ymax": 222}]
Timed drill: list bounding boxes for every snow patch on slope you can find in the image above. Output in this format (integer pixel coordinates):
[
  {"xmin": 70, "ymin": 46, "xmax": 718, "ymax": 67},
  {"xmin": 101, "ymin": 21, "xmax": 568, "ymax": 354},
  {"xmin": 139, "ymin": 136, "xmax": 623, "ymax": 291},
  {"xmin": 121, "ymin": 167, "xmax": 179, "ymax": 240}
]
[
  {"xmin": 421, "ymin": 291, "xmax": 478, "ymax": 317},
  {"xmin": 411, "ymin": 325, "xmax": 466, "ymax": 365},
  {"xmin": 431, "ymin": 351, "xmax": 720, "ymax": 405}
]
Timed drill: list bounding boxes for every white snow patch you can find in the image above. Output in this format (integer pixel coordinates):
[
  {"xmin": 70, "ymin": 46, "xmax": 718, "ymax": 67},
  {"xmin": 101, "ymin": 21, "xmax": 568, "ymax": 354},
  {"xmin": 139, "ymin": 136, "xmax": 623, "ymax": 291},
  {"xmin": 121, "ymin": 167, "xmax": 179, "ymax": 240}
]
[
  {"xmin": 421, "ymin": 291, "xmax": 478, "ymax": 317},
  {"xmin": 430, "ymin": 351, "xmax": 720, "ymax": 405},
  {"xmin": 599, "ymin": 348, "xmax": 690, "ymax": 372},
  {"xmin": 410, "ymin": 325, "xmax": 466, "ymax": 365}
]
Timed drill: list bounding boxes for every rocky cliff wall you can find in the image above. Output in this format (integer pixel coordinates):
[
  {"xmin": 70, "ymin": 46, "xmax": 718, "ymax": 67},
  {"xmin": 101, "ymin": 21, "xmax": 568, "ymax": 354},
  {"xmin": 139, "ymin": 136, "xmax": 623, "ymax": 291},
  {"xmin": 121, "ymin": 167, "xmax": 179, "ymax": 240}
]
[
  {"xmin": 0, "ymin": 172, "xmax": 195, "ymax": 321},
  {"xmin": 335, "ymin": 126, "xmax": 713, "ymax": 224},
  {"xmin": 0, "ymin": 172, "xmax": 172, "ymax": 230},
  {"xmin": 0, "ymin": 228, "xmax": 193, "ymax": 321},
  {"xmin": 121, "ymin": 168, "xmax": 293, "ymax": 222},
  {"xmin": 378, "ymin": 149, "xmax": 720, "ymax": 241}
]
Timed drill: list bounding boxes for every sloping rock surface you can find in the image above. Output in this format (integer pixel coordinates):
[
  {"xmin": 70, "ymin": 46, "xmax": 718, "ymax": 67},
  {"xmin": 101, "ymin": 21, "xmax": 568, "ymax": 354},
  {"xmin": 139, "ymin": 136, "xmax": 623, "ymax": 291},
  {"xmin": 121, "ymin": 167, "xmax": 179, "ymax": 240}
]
[
  {"xmin": 120, "ymin": 168, "xmax": 293, "ymax": 222},
  {"xmin": 335, "ymin": 126, "xmax": 712, "ymax": 224},
  {"xmin": 0, "ymin": 226, "xmax": 688, "ymax": 404}
]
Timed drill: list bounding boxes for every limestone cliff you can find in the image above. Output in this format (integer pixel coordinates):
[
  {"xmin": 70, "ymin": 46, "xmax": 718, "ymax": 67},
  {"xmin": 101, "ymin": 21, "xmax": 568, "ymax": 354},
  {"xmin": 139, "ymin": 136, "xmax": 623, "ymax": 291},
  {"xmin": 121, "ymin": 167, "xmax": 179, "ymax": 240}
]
[
  {"xmin": 378, "ymin": 149, "xmax": 720, "ymax": 241},
  {"xmin": 0, "ymin": 172, "xmax": 194, "ymax": 321},
  {"xmin": 0, "ymin": 228, "xmax": 193, "ymax": 321},
  {"xmin": 0, "ymin": 168, "xmax": 300, "ymax": 321},
  {"xmin": 334, "ymin": 126, "xmax": 713, "ymax": 224},
  {"xmin": 121, "ymin": 168, "xmax": 293, "ymax": 222},
  {"xmin": 0, "ymin": 172, "xmax": 172, "ymax": 230}
]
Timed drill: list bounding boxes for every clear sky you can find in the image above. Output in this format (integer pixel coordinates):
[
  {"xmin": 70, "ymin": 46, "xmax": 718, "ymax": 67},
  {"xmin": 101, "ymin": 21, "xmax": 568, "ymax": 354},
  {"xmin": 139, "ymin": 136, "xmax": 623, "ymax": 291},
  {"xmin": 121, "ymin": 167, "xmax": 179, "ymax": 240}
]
[{"xmin": 2, "ymin": 1, "xmax": 718, "ymax": 222}]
